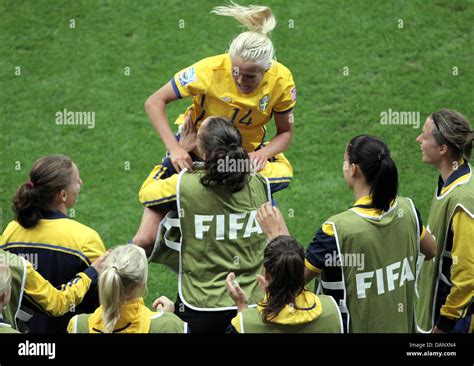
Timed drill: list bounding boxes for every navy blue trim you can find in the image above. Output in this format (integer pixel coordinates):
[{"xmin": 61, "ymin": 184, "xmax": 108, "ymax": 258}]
[
  {"xmin": 0, "ymin": 242, "xmax": 91, "ymax": 265},
  {"xmin": 254, "ymin": 128, "xmax": 268, "ymax": 151},
  {"xmin": 195, "ymin": 110, "xmax": 205, "ymax": 124},
  {"xmin": 267, "ymin": 177, "xmax": 292, "ymax": 181},
  {"xmin": 170, "ymin": 78, "xmax": 182, "ymax": 99},
  {"xmin": 442, "ymin": 160, "xmax": 470, "ymax": 188},
  {"xmin": 83, "ymin": 266, "xmax": 99, "ymax": 286},
  {"xmin": 153, "ymin": 166, "xmax": 166, "ymax": 180},
  {"xmin": 144, "ymin": 195, "xmax": 177, "ymax": 206},
  {"xmin": 273, "ymin": 107, "xmax": 294, "ymax": 115},
  {"xmin": 269, "ymin": 182, "xmax": 290, "ymax": 194},
  {"xmin": 40, "ymin": 210, "xmax": 69, "ymax": 219}
]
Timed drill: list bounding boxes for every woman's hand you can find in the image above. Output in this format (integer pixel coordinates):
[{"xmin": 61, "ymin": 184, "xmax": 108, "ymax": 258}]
[
  {"xmin": 153, "ymin": 295, "xmax": 175, "ymax": 313},
  {"xmin": 225, "ymin": 272, "xmax": 249, "ymax": 312},
  {"xmin": 91, "ymin": 250, "xmax": 111, "ymax": 273},
  {"xmin": 249, "ymin": 150, "xmax": 268, "ymax": 172},
  {"xmin": 256, "ymin": 202, "xmax": 290, "ymax": 241},
  {"xmin": 169, "ymin": 145, "xmax": 193, "ymax": 173}
]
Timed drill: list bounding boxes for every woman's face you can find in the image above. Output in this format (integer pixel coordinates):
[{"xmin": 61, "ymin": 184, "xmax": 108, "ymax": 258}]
[
  {"xmin": 416, "ymin": 117, "xmax": 444, "ymax": 165},
  {"xmin": 231, "ymin": 56, "xmax": 265, "ymax": 94},
  {"xmin": 65, "ymin": 163, "xmax": 83, "ymax": 207}
]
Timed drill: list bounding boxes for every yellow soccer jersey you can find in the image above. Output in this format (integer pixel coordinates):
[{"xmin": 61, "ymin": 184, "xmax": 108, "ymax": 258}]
[
  {"xmin": 170, "ymin": 53, "xmax": 297, "ymax": 152},
  {"xmin": 1, "ymin": 212, "xmax": 105, "ymax": 265}
]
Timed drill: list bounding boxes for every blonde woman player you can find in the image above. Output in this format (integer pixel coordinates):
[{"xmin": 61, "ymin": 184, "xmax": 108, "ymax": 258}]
[
  {"xmin": 134, "ymin": 2, "xmax": 296, "ymax": 247},
  {"xmin": 67, "ymin": 245, "xmax": 187, "ymax": 333}
]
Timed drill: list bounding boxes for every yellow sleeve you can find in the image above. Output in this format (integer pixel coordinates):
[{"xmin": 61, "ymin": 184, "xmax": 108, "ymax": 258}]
[
  {"xmin": 23, "ymin": 261, "xmax": 98, "ymax": 317},
  {"xmin": 67, "ymin": 316, "xmax": 77, "ymax": 333},
  {"xmin": 171, "ymin": 58, "xmax": 210, "ymax": 99},
  {"xmin": 231, "ymin": 313, "xmax": 242, "ymax": 333},
  {"xmin": 440, "ymin": 208, "xmax": 474, "ymax": 320},
  {"xmin": 273, "ymin": 68, "xmax": 296, "ymax": 113},
  {"xmin": 80, "ymin": 229, "xmax": 106, "ymax": 262},
  {"xmin": 305, "ymin": 259, "xmax": 322, "ymax": 274},
  {"xmin": 259, "ymin": 152, "xmax": 293, "ymax": 181}
]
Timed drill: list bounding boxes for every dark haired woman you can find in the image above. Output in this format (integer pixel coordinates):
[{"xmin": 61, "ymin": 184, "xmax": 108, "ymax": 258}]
[
  {"xmin": 257, "ymin": 135, "xmax": 436, "ymax": 333},
  {"xmin": 133, "ymin": 112, "xmax": 292, "ymax": 250},
  {"xmin": 225, "ymin": 235, "xmax": 342, "ymax": 333},
  {"xmin": 0, "ymin": 155, "xmax": 106, "ymax": 333},
  {"xmin": 142, "ymin": 116, "xmax": 275, "ymax": 332},
  {"xmin": 416, "ymin": 110, "xmax": 474, "ymax": 334}
]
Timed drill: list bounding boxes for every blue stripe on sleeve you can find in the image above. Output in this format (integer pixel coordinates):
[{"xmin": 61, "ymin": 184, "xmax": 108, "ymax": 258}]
[{"xmin": 170, "ymin": 78, "xmax": 182, "ymax": 99}]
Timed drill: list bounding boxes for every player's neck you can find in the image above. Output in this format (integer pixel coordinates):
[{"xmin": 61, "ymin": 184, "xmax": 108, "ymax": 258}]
[
  {"xmin": 52, "ymin": 203, "xmax": 68, "ymax": 216},
  {"xmin": 353, "ymin": 181, "xmax": 371, "ymax": 203},
  {"xmin": 437, "ymin": 158, "xmax": 461, "ymax": 183}
]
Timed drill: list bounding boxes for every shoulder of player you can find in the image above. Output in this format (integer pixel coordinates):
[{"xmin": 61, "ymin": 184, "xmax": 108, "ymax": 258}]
[
  {"xmin": 266, "ymin": 60, "xmax": 293, "ymax": 80},
  {"xmin": 194, "ymin": 53, "xmax": 229, "ymax": 72},
  {"xmin": 53, "ymin": 217, "xmax": 102, "ymax": 241}
]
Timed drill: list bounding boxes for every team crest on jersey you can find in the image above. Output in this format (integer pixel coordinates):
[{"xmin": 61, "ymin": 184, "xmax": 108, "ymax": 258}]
[
  {"xmin": 259, "ymin": 95, "xmax": 270, "ymax": 112},
  {"xmin": 178, "ymin": 67, "xmax": 197, "ymax": 87},
  {"xmin": 220, "ymin": 96, "xmax": 233, "ymax": 103},
  {"xmin": 290, "ymin": 87, "xmax": 297, "ymax": 102}
]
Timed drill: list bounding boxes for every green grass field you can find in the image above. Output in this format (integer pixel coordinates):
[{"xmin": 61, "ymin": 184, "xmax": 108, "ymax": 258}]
[{"xmin": 1, "ymin": 0, "xmax": 473, "ymax": 307}]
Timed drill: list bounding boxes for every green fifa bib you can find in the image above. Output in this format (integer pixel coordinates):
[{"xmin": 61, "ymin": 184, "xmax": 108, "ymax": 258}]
[
  {"xmin": 0, "ymin": 249, "xmax": 27, "ymax": 330},
  {"xmin": 177, "ymin": 170, "xmax": 270, "ymax": 310},
  {"xmin": 240, "ymin": 295, "xmax": 342, "ymax": 333},
  {"xmin": 416, "ymin": 170, "xmax": 474, "ymax": 332},
  {"xmin": 73, "ymin": 311, "xmax": 186, "ymax": 333},
  {"xmin": 324, "ymin": 197, "xmax": 420, "ymax": 333}
]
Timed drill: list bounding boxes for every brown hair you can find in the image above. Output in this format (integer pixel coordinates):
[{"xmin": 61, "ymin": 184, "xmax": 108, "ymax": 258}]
[
  {"xmin": 12, "ymin": 155, "xmax": 73, "ymax": 228},
  {"xmin": 199, "ymin": 117, "xmax": 250, "ymax": 193},
  {"xmin": 260, "ymin": 235, "xmax": 306, "ymax": 322},
  {"xmin": 431, "ymin": 109, "xmax": 474, "ymax": 160}
]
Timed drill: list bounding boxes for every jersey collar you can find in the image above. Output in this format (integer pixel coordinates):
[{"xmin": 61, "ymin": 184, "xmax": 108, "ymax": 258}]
[
  {"xmin": 88, "ymin": 297, "xmax": 152, "ymax": 333},
  {"xmin": 256, "ymin": 290, "xmax": 321, "ymax": 325},
  {"xmin": 350, "ymin": 195, "xmax": 397, "ymax": 220},
  {"xmin": 40, "ymin": 210, "xmax": 69, "ymax": 220},
  {"xmin": 438, "ymin": 160, "xmax": 471, "ymax": 197}
]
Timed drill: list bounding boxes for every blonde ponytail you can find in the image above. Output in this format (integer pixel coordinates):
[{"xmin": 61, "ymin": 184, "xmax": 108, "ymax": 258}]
[
  {"xmin": 98, "ymin": 245, "xmax": 148, "ymax": 333},
  {"xmin": 212, "ymin": 1, "xmax": 276, "ymax": 71},
  {"xmin": 211, "ymin": 1, "xmax": 276, "ymax": 34}
]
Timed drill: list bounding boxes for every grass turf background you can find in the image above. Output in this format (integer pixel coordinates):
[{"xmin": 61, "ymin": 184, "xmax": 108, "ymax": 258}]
[{"xmin": 1, "ymin": 0, "xmax": 473, "ymax": 307}]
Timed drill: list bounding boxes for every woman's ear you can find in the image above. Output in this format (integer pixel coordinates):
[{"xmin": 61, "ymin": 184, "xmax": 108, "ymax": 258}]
[
  {"xmin": 350, "ymin": 163, "xmax": 357, "ymax": 178},
  {"xmin": 59, "ymin": 189, "xmax": 67, "ymax": 203},
  {"xmin": 438, "ymin": 143, "xmax": 449, "ymax": 157}
]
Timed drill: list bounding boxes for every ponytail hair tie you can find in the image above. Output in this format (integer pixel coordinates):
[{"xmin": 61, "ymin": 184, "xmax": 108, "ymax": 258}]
[
  {"xmin": 27, "ymin": 180, "xmax": 34, "ymax": 188},
  {"xmin": 378, "ymin": 153, "xmax": 387, "ymax": 161},
  {"xmin": 229, "ymin": 143, "xmax": 238, "ymax": 150}
]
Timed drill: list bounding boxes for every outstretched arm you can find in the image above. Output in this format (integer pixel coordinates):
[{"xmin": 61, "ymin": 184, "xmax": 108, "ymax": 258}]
[
  {"xmin": 250, "ymin": 111, "xmax": 293, "ymax": 172},
  {"xmin": 144, "ymin": 82, "xmax": 192, "ymax": 172}
]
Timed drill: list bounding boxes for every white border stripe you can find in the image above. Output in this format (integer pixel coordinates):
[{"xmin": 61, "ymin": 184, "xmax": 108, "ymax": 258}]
[
  {"xmin": 14, "ymin": 256, "xmax": 28, "ymax": 330},
  {"xmin": 325, "ymin": 221, "xmax": 350, "ymax": 333}
]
